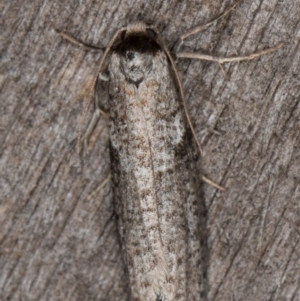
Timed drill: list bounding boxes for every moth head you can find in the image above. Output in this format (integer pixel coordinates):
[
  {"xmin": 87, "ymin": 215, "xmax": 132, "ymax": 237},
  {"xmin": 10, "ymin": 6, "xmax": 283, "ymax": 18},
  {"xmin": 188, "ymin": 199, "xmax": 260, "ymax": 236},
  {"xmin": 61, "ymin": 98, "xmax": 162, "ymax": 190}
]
[
  {"xmin": 112, "ymin": 23, "xmax": 162, "ymax": 85},
  {"xmin": 123, "ymin": 22, "xmax": 157, "ymax": 39}
]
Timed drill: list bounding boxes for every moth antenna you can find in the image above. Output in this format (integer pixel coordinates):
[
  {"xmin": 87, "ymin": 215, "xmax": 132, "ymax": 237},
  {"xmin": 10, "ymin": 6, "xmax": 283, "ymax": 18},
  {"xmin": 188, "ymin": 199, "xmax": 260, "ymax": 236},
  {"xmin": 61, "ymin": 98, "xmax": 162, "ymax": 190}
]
[
  {"xmin": 177, "ymin": 42, "xmax": 284, "ymax": 64},
  {"xmin": 76, "ymin": 27, "xmax": 127, "ymax": 154}
]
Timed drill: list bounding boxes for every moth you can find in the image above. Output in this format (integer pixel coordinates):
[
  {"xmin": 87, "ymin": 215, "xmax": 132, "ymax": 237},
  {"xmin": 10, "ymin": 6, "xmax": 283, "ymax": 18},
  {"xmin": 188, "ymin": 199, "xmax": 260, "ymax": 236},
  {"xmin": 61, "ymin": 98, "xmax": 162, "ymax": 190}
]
[
  {"xmin": 107, "ymin": 22, "xmax": 208, "ymax": 301},
  {"xmin": 58, "ymin": 2, "xmax": 283, "ymax": 301}
]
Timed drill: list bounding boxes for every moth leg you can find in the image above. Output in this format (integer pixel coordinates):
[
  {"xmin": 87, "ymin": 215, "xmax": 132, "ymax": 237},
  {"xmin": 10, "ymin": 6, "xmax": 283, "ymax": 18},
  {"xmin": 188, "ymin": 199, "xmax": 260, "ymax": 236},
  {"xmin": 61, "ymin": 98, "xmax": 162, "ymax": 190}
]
[
  {"xmin": 177, "ymin": 42, "xmax": 284, "ymax": 78},
  {"xmin": 81, "ymin": 78, "xmax": 109, "ymax": 150},
  {"xmin": 175, "ymin": 0, "xmax": 283, "ymax": 77},
  {"xmin": 81, "ymin": 109, "xmax": 101, "ymax": 149},
  {"xmin": 174, "ymin": 0, "xmax": 243, "ymax": 51},
  {"xmin": 85, "ymin": 175, "xmax": 111, "ymax": 201},
  {"xmin": 56, "ymin": 29, "xmax": 104, "ymax": 52},
  {"xmin": 202, "ymin": 175, "xmax": 225, "ymax": 191}
]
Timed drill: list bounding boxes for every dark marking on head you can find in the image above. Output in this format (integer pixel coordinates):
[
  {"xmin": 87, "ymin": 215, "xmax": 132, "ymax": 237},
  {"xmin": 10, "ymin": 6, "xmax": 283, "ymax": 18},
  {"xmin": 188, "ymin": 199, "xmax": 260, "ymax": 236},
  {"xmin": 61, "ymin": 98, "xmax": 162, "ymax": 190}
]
[
  {"xmin": 126, "ymin": 51, "xmax": 135, "ymax": 61},
  {"xmin": 114, "ymin": 32, "xmax": 161, "ymax": 55},
  {"xmin": 120, "ymin": 30, "xmax": 126, "ymax": 41},
  {"xmin": 146, "ymin": 28, "xmax": 157, "ymax": 39}
]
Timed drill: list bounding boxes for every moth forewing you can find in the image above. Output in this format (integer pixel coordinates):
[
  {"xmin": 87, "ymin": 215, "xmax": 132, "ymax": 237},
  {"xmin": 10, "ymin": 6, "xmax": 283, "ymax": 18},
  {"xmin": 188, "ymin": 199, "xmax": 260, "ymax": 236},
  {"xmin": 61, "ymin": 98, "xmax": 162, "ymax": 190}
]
[{"xmin": 107, "ymin": 23, "xmax": 207, "ymax": 301}]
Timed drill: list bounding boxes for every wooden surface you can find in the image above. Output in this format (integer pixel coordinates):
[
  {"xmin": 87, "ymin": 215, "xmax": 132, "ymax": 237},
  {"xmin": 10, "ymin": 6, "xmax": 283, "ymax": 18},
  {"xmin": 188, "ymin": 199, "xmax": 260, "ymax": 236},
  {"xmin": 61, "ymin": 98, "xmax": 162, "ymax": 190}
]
[{"xmin": 1, "ymin": 0, "xmax": 299, "ymax": 300}]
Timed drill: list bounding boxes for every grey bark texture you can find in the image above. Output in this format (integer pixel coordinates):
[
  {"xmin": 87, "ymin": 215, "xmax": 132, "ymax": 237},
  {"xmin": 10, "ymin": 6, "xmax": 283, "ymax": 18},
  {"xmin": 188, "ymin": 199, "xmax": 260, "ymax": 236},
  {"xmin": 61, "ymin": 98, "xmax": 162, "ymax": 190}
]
[{"xmin": 0, "ymin": 0, "xmax": 299, "ymax": 300}]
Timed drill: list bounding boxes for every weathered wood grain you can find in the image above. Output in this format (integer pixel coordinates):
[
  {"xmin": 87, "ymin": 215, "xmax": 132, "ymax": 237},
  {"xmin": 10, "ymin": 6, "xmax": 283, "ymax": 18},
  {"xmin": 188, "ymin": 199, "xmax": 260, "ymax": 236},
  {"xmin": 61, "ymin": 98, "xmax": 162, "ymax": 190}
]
[{"xmin": 1, "ymin": 0, "xmax": 299, "ymax": 300}]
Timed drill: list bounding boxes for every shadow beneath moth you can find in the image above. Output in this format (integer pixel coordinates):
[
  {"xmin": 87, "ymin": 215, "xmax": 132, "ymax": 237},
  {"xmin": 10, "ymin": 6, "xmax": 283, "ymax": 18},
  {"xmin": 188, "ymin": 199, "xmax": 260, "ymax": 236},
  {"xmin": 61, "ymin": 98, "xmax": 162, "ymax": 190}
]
[{"xmin": 58, "ymin": 2, "xmax": 283, "ymax": 300}]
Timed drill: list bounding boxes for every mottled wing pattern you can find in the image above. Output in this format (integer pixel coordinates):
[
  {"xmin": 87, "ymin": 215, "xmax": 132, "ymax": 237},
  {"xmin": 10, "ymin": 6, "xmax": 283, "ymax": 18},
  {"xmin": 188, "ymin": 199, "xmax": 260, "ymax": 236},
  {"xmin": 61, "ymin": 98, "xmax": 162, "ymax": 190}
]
[{"xmin": 107, "ymin": 29, "xmax": 207, "ymax": 301}]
